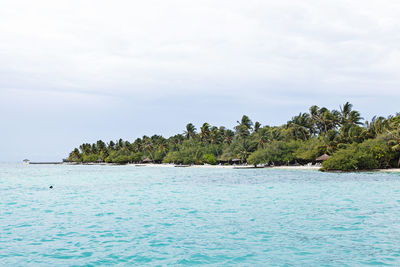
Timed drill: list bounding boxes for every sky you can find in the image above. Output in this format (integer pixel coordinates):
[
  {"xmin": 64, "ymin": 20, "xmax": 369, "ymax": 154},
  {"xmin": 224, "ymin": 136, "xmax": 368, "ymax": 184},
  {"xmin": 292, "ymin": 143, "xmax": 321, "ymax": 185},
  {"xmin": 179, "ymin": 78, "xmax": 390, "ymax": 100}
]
[{"xmin": 1, "ymin": 0, "xmax": 400, "ymax": 161}]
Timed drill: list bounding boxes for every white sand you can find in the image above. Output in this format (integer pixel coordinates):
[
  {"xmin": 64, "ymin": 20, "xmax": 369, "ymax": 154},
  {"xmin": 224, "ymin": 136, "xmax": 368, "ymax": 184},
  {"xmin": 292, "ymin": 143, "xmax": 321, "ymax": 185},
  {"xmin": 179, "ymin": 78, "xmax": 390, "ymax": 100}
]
[
  {"xmin": 63, "ymin": 162, "xmax": 400, "ymax": 172},
  {"xmin": 268, "ymin": 166, "xmax": 321, "ymax": 170},
  {"xmin": 128, "ymin": 163, "xmax": 236, "ymax": 168},
  {"xmin": 127, "ymin": 163, "xmax": 321, "ymax": 170}
]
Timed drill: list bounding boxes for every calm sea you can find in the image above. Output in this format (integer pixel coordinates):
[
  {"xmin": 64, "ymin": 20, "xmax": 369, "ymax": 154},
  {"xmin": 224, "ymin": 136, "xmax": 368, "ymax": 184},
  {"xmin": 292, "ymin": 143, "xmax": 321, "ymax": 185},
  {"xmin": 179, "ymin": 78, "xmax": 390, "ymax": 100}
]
[{"xmin": 1, "ymin": 163, "xmax": 400, "ymax": 266}]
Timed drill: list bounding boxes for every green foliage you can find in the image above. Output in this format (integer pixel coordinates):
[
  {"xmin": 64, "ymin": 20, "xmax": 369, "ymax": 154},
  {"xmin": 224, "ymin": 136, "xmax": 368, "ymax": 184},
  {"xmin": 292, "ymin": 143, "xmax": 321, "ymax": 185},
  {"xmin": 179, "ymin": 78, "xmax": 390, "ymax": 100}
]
[
  {"xmin": 322, "ymin": 144, "xmax": 378, "ymax": 171},
  {"xmin": 264, "ymin": 140, "xmax": 300, "ymax": 164},
  {"xmin": 294, "ymin": 138, "xmax": 326, "ymax": 162},
  {"xmin": 247, "ymin": 149, "xmax": 266, "ymax": 166},
  {"xmin": 362, "ymin": 135, "xmax": 399, "ymax": 168},
  {"xmin": 162, "ymin": 151, "xmax": 177, "ymax": 164},
  {"xmin": 105, "ymin": 149, "xmax": 142, "ymax": 164},
  {"xmin": 321, "ymin": 148, "xmax": 359, "ymax": 171},
  {"xmin": 203, "ymin": 153, "xmax": 217, "ymax": 165},
  {"xmin": 322, "ymin": 133, "xmax": 400, "ymax": 171},
  {"xmin": 247, "ymin": 140, "xmax": 300, "ymax": 166},
  {"xmin": 66, "ymin": 104, "xmax": 400, "ymax": 171},
  {"xmin": 81, "ymin": 153, "xmax": 98, "ymax": 163}
]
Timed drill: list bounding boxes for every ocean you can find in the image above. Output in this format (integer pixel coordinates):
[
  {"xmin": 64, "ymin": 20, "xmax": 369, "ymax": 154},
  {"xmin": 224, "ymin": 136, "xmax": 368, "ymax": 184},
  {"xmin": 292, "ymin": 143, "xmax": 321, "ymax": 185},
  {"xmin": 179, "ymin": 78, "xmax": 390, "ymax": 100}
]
[{"xmin": 1, "ymin": 163, "xmax": 400, "ymax": 266}]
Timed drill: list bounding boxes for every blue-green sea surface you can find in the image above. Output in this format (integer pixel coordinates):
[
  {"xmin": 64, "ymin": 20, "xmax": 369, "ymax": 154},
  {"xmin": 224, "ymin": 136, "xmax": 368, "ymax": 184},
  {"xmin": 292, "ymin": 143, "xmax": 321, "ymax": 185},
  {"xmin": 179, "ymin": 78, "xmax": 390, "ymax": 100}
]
[{"xmin": 1, "ymin": 163, "xmax": 400, "ymax": 266}]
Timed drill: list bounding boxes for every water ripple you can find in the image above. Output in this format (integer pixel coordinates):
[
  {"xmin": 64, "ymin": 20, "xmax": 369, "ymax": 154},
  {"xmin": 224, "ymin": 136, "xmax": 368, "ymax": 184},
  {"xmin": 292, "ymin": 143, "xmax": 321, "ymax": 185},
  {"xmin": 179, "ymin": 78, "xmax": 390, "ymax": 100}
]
[{"xmin": 1, "ymin": 163, "xmax": 400, "ymax": 265}]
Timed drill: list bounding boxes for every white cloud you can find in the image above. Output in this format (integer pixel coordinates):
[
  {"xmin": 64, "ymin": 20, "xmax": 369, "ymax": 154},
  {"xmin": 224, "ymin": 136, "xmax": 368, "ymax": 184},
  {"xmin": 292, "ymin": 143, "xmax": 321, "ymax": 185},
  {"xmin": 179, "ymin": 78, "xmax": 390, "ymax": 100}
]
[
  {"xmin": 1, "ymin": 0, "xmax": 400, "ymax": 99},
  {"xmin": 1, "ymin": 0, "xmax": 400, "ymax": 161}
]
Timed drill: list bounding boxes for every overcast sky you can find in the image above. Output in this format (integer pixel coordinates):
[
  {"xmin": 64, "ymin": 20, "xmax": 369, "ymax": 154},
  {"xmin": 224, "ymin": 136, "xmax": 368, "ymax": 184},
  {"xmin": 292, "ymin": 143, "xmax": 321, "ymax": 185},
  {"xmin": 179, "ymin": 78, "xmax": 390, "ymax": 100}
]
[{"xmin": 1, "ymin": 0, "xmax": 400, "ymax": 161}]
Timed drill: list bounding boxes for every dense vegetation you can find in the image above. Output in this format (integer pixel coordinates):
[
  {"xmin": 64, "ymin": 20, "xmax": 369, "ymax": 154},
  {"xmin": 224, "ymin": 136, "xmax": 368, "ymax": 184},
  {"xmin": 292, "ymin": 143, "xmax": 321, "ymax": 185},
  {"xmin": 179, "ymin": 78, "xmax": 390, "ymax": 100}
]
[{"xmin": 67, "ymin": 102, "xmax": 400, "ymax": 171}]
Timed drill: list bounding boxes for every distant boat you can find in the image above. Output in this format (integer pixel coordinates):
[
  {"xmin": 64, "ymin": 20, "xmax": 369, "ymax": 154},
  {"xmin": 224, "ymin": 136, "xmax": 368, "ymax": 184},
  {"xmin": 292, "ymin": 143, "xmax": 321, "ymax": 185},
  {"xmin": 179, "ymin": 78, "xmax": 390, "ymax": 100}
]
[{"xmin": 22, "ymin": 159, "xmax": 30, "ymax": 164}]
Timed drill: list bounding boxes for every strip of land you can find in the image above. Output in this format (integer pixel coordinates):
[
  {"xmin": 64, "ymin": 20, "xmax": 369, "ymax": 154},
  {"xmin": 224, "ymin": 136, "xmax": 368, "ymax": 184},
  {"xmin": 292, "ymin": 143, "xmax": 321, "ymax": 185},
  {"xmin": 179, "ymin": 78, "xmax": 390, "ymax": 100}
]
[
  {"xmin": 27, "ymin": 162, "xmax": 400, "ymax": 172},
  {"xmin": 63, "ymin": 103, "xmax": 400, "ymax": 172}
]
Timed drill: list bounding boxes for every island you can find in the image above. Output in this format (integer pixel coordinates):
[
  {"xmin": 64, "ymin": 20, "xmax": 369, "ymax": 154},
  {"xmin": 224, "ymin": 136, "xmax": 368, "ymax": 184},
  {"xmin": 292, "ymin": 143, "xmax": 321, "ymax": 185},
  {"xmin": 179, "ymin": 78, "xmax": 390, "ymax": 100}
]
[{"xmin": 65, "ymin": 102, "xmax": 400, "ymax": 171}]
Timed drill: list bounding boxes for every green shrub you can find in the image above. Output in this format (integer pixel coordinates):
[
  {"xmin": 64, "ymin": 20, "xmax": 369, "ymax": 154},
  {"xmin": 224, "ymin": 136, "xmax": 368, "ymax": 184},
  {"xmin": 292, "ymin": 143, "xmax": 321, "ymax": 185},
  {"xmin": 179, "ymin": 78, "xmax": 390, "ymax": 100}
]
[
  {"xmin": 162, "ymin": 151, "xmax": 180, "ymax": 163},
  {"xmin": 81, "ymin": 153, "xmax": 98, "ymax": 163},
  {"xmin": 203, "ymin": 153, "xmax": 217, "ymax": 165},
  {"xmin": 321, "ymin": 148, "xmax": 358, "ymax": 171},
  {"xmin": 322, "ymin": 144, "xmax": 379, "ymax": 171},
  {"xmin": 247, "ymin": 150, "xmax": 267, "ymax": 166},
  {"xmin": 294, "ymin": 138, "xmax": 326, "ymax": 162}
]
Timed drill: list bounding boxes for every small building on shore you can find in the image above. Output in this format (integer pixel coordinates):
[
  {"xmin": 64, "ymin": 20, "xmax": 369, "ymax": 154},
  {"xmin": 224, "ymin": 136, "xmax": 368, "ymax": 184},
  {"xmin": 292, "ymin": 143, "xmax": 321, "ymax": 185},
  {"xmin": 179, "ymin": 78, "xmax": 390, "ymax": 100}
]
[
  {"xmin": 315, "ymin": 154, "xmax": 330, "ymax": 162},
  {"xmin": 141, "ymin": 157, "xmax": 153, "ymax": 164},
  {"xmin": 232, "ymin": 158, "xmax": 242, "ymax": 165}
]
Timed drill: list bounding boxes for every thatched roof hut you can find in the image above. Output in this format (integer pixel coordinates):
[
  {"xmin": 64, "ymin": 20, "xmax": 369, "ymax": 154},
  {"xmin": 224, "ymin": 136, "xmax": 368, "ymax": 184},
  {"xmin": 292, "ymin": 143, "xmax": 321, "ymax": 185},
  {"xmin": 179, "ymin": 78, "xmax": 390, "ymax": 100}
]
[
  {"xmin": 316, "ymin": 154, "xmax": 330, "ymax": 161},
  {"xmin": 141, "ymin": 157, "xmax": 153, "ymax": 163},
  {"xmin": 232, "ymin": 158, "xmax": 242, "ymax": 165}
]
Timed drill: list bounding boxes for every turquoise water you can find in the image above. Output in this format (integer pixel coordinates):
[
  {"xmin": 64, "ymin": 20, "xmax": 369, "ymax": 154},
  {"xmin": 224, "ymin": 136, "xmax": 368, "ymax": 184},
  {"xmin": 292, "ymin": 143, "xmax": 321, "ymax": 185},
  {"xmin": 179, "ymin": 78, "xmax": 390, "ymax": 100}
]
[{"xmin": 1, "ymin": 164, "xmax": 400, "ymax": 266}]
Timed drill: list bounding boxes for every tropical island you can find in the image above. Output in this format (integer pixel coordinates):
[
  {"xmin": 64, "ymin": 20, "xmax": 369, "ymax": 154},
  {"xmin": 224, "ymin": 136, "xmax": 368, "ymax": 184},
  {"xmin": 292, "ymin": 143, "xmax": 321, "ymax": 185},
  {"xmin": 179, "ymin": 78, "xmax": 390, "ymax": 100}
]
[{"xmin": 66, "ymin": 103, "xmax": 400, "ymax": 171}]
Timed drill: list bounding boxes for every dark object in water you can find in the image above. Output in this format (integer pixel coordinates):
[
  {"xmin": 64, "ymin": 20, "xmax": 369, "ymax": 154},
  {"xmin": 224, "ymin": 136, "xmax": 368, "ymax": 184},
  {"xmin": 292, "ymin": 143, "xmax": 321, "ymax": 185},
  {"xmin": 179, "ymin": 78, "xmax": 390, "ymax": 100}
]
[{"xmin": 49, "ymin": 186, "xmax": 53, "ymax": 189}]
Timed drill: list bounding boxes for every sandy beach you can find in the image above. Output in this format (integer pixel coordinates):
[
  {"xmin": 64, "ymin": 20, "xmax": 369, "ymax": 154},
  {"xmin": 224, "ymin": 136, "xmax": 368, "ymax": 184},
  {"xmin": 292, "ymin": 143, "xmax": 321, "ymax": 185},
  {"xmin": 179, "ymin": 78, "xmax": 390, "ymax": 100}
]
[
  {"xmin": 128, "ymin": 163, "xmax": 322, "ymax": 170},
  {"xmin": 62, "ymin": 162, "xmax": 400, "ymax": 172},
  {"xmin": 129, "ymin": 164, "xmax": 400, "ymax": 172}
]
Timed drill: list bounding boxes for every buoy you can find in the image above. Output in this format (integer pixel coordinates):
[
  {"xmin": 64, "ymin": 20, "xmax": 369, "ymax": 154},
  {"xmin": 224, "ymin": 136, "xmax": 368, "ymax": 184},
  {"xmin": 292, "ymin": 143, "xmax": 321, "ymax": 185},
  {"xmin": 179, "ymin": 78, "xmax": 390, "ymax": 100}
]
[{"xmin": 49, "ymin": 186, "xmax": 53, "ymax": 189}]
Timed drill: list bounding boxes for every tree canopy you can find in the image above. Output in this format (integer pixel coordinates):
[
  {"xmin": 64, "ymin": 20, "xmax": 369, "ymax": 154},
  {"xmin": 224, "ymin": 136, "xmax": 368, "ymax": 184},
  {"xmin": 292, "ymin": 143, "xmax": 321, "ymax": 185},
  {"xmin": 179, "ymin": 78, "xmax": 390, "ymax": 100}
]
[{"xmin": 66, "ymin": 102, "xmax": 400, "ymax": 171}]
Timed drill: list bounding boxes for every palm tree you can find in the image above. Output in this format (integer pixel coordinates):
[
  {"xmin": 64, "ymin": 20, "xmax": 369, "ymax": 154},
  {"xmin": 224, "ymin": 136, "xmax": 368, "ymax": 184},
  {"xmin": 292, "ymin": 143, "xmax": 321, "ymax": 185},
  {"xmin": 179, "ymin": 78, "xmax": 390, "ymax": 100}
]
[
  {"xmin": 310, "ymin": 105, "xmax": 327, "ymax": 134},
  {"xmin": 218, "ymin": 126, "xmax": 226, "ymax": 135},
  {"xmin": 142, "ymin": 136, "xmax": 155, "ymax": 160},
  {"xmin": 184, "ymin": 123, "xmax": 197, "ymax": 139},
  {"xmin": 200, "ymin": 123, "xmax": 211, "ymax": 143},
  {"xmin": 340, "ymin": 102, "xmax": 352, "ymax": 125},
  {"xmin": 210, "ymin": 127, "xmax": 222, "ymax": 144},
  {"xmin": 235, "ymin": 115, "xmax": 253, "ymax": 137},
  {"xmin": 347, "ymin": 110, "xmax": 363, "ymax": 125},
  {"xmin": 131, "ymin": 138, "xmax": 143, "ymax": 152},
  {"xmin": 348, "ymin": 125, "xmax": 367, "ymax": 143},
  {"xmin": 254, "ymin": 121, "xmax": 261, "ymax": 133},
  {"xmin": 224, "ymin": 129, "xmax": 235, "ymax": 144},
  {"xmin": 79, "ymin": 143, "xmax": 91, "ymax": 155},
  {"xmin": 323, "ymin": 129, "xmax": 339, "ymax": 153},
  {"xmin": 310, "ymin": 105, "xmax": 340, "ymax": 134},
  {"xmin": 340, "ymin": 102, "xmax": 363, "ymax": 126},
  {"xmin": 169, "ymin": 134, "xmax": 184, "ymax": 148},
  {"xmin": 287, "ymin": 113, "xmax": 312, "ymax": 140},
  {"xmin": 69, "ymin": 148, "xmax": 81, "ymax": 161},
  {"xmin": 157, "ymin": 138, "xmax": 169, "ymax": 157},
  {"xmin": 269, "ymin": 126, "xmax": 282, "ymax": 141},
  {"xmin": 365, "ymin": 116, "xmax": 386, "ymax": 138},
  {"xmin": 387, "ymin": 116, "xmax": 400, "ymax": 166},
  {"xmin": 108, "ymin": 141, "xmax": 116, "ymax": 150},
  {"xmin": 236, "ymin": 139, "xmax": 255, "ymax": 161},
  {"xmin": 256, "ymin": 128, "xmax": 269, "ymax": 149},
  {"xmin": 237, "ymin": 115, "xmax": 253, "ymax": 129},
  {"xmin": 96, "ymin": 140, "xmax": 106, "ymax": 152}
]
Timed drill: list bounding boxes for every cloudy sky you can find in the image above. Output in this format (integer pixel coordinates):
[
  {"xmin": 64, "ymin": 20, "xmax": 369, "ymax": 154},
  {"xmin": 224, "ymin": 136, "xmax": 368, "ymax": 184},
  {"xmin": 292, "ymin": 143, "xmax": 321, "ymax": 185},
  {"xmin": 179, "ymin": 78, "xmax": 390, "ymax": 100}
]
[{"xmin": 1, "ymin": 0, "xmax": 400, "ymax": 161}]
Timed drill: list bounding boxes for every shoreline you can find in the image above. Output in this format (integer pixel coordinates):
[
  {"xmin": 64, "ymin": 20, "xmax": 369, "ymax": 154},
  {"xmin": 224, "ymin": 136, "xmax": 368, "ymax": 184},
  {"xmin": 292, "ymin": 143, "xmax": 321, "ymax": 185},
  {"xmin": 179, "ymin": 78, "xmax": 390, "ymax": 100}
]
[
  {"xmin": 62, "ymin": 162, "xmax": 322, "ymax": 170},
  {"xmin": 26, "ymin": 162, "xmax": 400, "ymax": 172}
]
